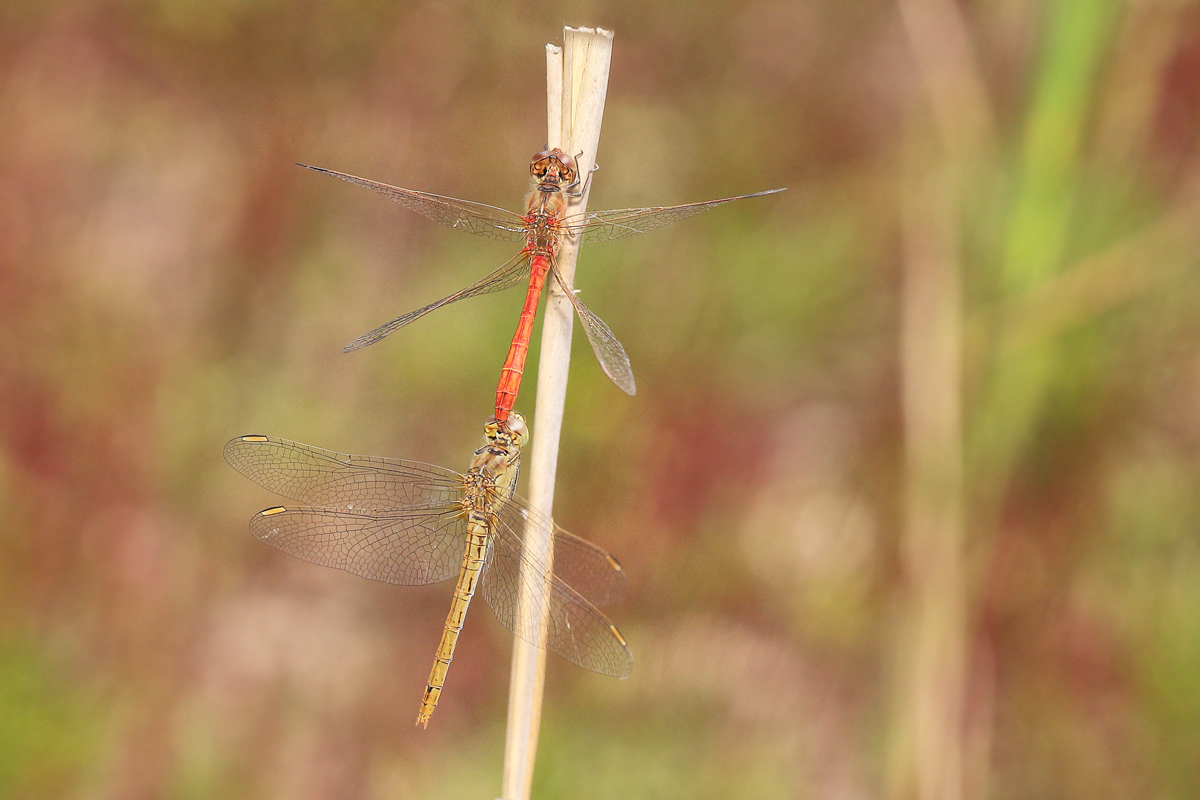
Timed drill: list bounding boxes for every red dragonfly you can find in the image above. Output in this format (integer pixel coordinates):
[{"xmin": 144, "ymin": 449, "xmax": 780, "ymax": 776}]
[{"xmin": 301, "ymin": 150, "xmax": 784, "ymax": 421}]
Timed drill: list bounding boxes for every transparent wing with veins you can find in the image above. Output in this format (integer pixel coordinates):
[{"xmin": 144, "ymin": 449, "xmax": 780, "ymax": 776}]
[
  {"xmin": 250, "ymin": 506, "xmax": 469, "ymax": 586},
  {"xmin": 224, "ymin": 434, "xmax": 469, "ymax": 585},
  {"xmin": 300, "ymin": 162, "xmax": 784, "ymax": 247},
  {"xmin": 298, "ymin": 164, "xmax": 530, "ymax": 243},
  {"xmin": 223, "ymin": 434, "xmax": 462, "ymax": 511},
  {"xmin": 343, "ymin": 250, "xmax": 533, "ymax": 352},
  {"xmin": 484, "ymin": 500, "xmax": 633, "ymax": 678},
  {"xmin": 559, "ymin": 188, "xmax": 787, "ymax": 243},
  {"xmin": 493, "ymin": 490, "xmax": 627, "ymax": 609},
  {"xmin": 549, "ymin": 265, "xmax": 635, "ymax": 396}
]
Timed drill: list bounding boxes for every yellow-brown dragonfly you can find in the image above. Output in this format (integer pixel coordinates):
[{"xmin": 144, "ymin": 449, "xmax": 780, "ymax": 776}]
[{"xmin": 224, "ymin": 414, "xmax": 630, "ymax": 726}]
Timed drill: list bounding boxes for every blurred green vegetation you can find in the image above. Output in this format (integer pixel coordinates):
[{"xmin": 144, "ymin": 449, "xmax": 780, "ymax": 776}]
[
  {"xmin": 2, "ymin": 0, "xmax": 1200, "ymax": 797},
  {"xmin": 0, "ymin": 637, "xmax": 103, "ymax": 798}
]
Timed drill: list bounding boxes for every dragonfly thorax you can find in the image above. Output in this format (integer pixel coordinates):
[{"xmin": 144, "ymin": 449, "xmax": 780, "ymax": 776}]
[
  {"xmin": 468, "ymin": 445, "xmax": 517, "ymax": 477},
  {"xmin": 524, "ymin": 186, "xmax": 569, "ymax": 232}
]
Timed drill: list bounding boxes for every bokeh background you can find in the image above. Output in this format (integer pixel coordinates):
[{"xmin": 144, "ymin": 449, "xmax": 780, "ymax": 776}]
[{"xmin": 3, "ymin": 0, "xmax": 1200, "ymax": 798}]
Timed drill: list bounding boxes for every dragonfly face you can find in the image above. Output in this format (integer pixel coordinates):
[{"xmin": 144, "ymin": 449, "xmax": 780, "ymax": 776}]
[{"xmin": 530, "ymin": 148, "xmax": 579, "ymax": 193}]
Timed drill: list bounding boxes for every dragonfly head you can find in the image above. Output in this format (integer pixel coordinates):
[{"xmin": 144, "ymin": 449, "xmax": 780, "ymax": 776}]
[
  {"xmin": 530, "ymin": 148, "xmax": 579, "ymax": 190},
  {"xmin": 484, "ymin": 413, "xmax": 528, "ymax": 451}
]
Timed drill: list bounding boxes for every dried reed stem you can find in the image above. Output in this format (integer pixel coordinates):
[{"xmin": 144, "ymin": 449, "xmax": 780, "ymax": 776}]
[
  {"xmin": 499, "ymin": 26, "xmax": 613, "ymax": 800},
  {"xmin": 889, "ymin": 2, "xmax": 980, "ymax": 798},
  {"xmin": 892, "ymin": 148, "xmax": 968, "ymax": 800}
]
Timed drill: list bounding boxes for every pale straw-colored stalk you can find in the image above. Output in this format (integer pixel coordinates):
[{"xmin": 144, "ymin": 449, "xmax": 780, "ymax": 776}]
[
  {"xmin": 500, "ymin": 26, "xmax": 613, "ymax": 800},
  {"xmin": 892, "ymin": 142, "xmax": 968, "ymax": 800},
  {"xmin": 889, "ymin": 2, "xmax": 982, "ymax": 798}
]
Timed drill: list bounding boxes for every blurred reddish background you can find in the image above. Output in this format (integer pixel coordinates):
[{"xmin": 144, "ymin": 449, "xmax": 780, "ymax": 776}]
[{"xmin": 3, "ymin": 1, "xmax": 1200, "ymax": 798}]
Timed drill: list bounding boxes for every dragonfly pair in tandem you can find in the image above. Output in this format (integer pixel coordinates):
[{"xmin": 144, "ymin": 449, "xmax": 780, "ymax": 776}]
[{"xmin": 227, "ymin": 150, "xmax": 784, "ymax": 725}]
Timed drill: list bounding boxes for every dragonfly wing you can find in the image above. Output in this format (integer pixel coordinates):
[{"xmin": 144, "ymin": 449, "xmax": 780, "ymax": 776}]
[
  {"xmin": 298, "ymin": 163, "xmax": 529, "ymax": 243},
  {"xmin": 481, "ymin": 501, "xmax": 632, "ymax": 678},
  {"xmin": 494, "ymin": 498, "xmax": 627, "ymax": 606},
  {"xmin": 224, "ymin": 435, "xmax": 463, "ymax": 511},
  {"xmin": 561, "ymin": 188, "xmax": 787, "ymax": 243},
  {"xmin": 249, "ymin": 506, "xmax": 467, "ymax": 586},
  {"xmin": 546, "ymin": 528, "xmax": 627, "ymax": 606},
  {"xmin": 550, "ymin": 266, "xmax": 635, "ymax": 396},
  {"xmin": 343, "ymin": 251, "xmax": 532, "ymax": 352}
]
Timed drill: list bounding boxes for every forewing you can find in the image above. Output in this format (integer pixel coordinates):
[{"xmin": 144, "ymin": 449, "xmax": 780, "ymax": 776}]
[
  {"xmin": 481, "ymin": 500, "xmax": 632, "ymax": 678},
  {"xmin": 496, "ymin": 498, "xmax": 627, "ymax": 606},
  {"xmin": 299, "ymin": 163, "xmax": 529, "ymax": 242},
  {"xmin": 546, "ymin": 531, "xmax": 627, "ymax": 606},
  {"xmin": 550, "ymin": 267, "xmax": 635, "ymax": 396},
  {"xmin": 561, "ymin": 188, "xmax": 786, "ymax": 243},
  {"xmin": 224, "ymin": 435, "xmax": 463, "ymax": 512},
  {"xmin": 249, "ymin": 506, "xmax": 467, "ymax": 586},
  {"xmin": 343, "ymin": 252, "xmax": 532, "ymax": 352}
]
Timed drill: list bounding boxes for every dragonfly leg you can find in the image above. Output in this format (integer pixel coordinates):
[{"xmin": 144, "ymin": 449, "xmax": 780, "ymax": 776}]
[{"xmin": 569, "ymin": 157, "xmax": 599, "ymax": 199}]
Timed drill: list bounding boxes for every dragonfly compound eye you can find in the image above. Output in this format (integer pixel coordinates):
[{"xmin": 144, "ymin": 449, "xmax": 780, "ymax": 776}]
[
  {"xmin": 555, "ymin": 150, "xmax": 579, "ymax": 181},
  {"xmin": 505, "ymin": 413, "xmax": 529, "ymax": 440}
]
